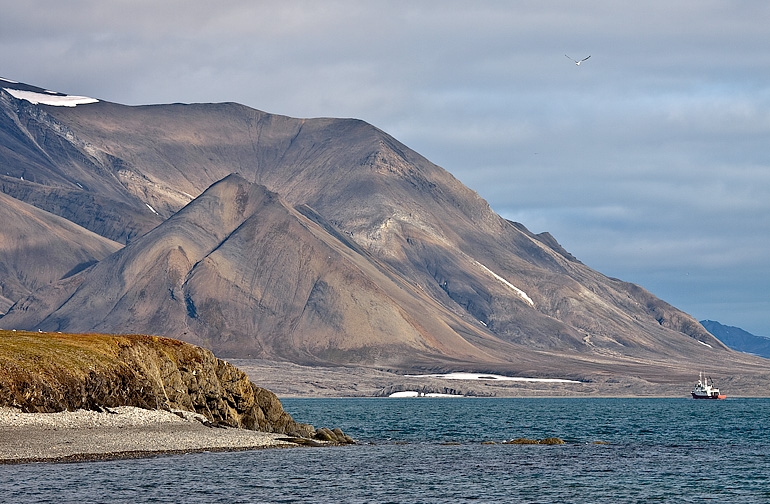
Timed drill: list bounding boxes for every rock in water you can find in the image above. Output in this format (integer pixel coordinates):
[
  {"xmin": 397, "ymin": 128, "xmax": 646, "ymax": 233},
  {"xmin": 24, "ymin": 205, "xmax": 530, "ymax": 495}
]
[{"xmin": 503, "ymin": 437, "xmax": 565, "ymax": 445}]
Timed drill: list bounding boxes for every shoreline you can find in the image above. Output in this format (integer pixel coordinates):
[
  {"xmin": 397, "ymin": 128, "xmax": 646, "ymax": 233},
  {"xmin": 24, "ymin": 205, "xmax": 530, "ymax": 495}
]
[
  {"xmin": 0, "ymin": 407, "xmax": 303, "ymax": 465},
  {"xmin": 1, "ymin": 444, "xmax": 295, "ymax": 466}
]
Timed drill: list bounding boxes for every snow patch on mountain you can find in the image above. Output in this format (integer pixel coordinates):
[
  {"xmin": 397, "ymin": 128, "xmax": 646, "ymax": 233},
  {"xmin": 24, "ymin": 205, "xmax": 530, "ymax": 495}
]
[
  {"xmin": 472, "ymin": 260, "xmax": 534, "ymax": 306},
  {"xmin": 4, "ymin": 88, "xmax": 98, "ymax": 107}
]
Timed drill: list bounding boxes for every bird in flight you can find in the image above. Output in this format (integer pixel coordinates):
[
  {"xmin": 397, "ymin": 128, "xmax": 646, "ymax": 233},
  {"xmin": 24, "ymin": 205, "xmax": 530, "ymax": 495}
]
[{"xmin": 565, "ymin": 54, "xmax": 591, "ymax": 66}]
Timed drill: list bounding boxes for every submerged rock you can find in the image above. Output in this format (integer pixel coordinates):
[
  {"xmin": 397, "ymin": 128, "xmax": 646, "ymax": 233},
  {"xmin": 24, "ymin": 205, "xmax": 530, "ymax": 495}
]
[
  {"xmin": 504, "ymin": 438, "xmax": 540, "ymax": 445},
  {"xmin": 503, "ymin": 437, "xmax": 565, "ymax": 445}
]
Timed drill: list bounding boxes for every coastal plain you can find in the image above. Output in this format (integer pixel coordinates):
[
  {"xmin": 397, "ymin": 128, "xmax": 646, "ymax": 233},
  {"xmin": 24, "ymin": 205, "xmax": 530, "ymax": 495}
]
[{"xmin": 233, "ymin": 359, "xmax": 770, "ymax": 399}]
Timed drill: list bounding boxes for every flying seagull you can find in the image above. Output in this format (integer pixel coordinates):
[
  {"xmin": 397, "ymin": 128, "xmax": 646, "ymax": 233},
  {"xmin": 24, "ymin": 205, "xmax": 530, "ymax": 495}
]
[{"xmin": 565, "ymin": 54, "xmax": 591, "ymax": 66}]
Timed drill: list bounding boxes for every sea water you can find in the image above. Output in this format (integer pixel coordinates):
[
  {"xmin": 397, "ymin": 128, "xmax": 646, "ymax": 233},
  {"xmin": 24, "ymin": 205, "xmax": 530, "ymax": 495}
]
[{"xmin": 2, "ymin": 398, "xmax": 769, "ymax": 503}]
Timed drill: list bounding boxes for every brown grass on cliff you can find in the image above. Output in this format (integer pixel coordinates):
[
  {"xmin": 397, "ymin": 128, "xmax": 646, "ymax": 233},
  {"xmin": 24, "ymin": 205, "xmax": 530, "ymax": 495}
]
[
  {"xmin": 0, "ymin": 330, "xmax": 186, "ymax": 379},
  {"xmin": 0, "ymin": 330, "xmax": 313, "ymax": 436}
]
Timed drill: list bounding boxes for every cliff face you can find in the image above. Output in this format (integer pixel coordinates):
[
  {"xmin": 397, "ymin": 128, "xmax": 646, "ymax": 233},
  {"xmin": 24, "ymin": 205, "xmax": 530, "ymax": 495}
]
[{"xmin": 0, "ymin": 330, "xmax": 312, "ymax": 437}]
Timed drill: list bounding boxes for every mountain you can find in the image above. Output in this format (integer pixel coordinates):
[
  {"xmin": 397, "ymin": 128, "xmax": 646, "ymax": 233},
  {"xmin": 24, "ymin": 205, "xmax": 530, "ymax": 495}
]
[
  {"xmin": 701, "ymin": 320, "xmax": 770, "ymax": 359},
  {"xmin": 1, "ymin": 77, "xmax": 769, "ymax": 389}
]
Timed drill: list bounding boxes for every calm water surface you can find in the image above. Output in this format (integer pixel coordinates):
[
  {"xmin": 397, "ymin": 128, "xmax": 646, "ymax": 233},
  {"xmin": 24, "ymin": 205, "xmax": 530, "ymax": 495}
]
[{"xmin": 2, "ymin": 398, "xmax": 768, "ymax": 503}]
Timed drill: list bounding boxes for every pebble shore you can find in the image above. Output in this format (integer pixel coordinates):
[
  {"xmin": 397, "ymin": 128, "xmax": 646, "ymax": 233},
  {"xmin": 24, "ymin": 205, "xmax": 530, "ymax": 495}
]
[{"xmin": 0, "ymin": 406, "xmax": 298, "ymax": 464}]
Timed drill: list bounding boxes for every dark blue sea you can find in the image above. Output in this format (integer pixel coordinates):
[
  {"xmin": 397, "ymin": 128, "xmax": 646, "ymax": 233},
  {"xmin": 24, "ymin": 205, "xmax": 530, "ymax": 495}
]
[{"xmin": 3, "ymin": 398, "xmax": 769, "ymax": 503}]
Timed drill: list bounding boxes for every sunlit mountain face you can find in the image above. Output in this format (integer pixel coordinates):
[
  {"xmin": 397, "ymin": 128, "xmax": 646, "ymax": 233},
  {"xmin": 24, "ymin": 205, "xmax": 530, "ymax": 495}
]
[{"xmin": 2, "ymin": 78, "xmax": 769, "ymax": 391}]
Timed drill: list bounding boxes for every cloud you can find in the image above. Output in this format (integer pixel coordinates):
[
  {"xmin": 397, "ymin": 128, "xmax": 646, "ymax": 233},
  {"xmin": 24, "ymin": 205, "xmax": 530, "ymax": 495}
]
[{"xmin": 1, "ymin": 0, "xmax": 769, "ymax": 336}]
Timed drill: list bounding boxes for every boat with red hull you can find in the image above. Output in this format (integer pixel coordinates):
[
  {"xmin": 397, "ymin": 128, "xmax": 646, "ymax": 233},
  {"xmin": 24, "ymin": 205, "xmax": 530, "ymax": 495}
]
[{"xmin": 691, "ymin": 372, "xmax": 726, "ymax": 399}]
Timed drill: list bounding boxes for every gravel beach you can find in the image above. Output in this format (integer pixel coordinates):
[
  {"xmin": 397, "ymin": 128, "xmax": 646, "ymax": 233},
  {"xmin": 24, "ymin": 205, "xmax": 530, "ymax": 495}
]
[{"xmin": 0, "ymin": 407, "xmax": 298, "ymax": 464}]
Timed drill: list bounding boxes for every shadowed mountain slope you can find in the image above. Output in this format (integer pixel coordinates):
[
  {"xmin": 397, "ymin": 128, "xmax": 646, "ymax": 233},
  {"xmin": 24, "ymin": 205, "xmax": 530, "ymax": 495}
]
[
  {"xmin": 1, "ymin": 79, "xmax": 769, "ymax": 387},
  {"xmin": 0, "ymin": 88, "xmax": 162, "ymax": 243},
  {"xmin": 0, "ymin": 191, "xmax": 121, "ymax": 315}
]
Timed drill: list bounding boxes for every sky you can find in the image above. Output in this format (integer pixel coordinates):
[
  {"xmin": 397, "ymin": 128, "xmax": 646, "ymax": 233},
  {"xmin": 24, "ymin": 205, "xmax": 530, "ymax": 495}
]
[{"xmin": 2, "ymin": 1, "xmax": 769, "ymax": 337}]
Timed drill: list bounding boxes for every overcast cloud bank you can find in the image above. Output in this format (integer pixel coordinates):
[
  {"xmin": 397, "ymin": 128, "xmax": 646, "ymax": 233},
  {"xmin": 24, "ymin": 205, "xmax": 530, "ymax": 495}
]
[{"xmin": 2, "ymin": 1, "xmax": 768, "ymax": 335}]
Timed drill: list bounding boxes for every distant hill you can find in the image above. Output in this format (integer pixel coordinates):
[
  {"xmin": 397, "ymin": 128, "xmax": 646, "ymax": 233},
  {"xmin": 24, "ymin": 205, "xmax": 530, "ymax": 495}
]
[{"xmin": 701, "ymin": 320, "xmax": 770, "ymax": 359}]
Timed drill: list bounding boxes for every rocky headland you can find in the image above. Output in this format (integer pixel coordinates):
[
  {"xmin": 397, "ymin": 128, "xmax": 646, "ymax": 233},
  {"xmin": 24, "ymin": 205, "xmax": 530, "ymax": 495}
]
[{"xmin": 0, "ymin": 330, "xmax": 354, "ymax": 463}]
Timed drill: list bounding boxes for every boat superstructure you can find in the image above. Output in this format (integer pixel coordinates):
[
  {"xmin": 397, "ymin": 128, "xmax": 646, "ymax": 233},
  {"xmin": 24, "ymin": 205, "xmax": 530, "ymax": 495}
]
[{"xmin": 691, "ymin": 372, "xmax": 726, "ymax": 399}]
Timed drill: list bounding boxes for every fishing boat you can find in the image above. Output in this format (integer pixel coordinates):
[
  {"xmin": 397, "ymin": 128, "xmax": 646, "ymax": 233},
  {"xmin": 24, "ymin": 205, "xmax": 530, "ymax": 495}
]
[{"xmin": 691, "ymin": 372, "xmax": 726, "ymax": 399}]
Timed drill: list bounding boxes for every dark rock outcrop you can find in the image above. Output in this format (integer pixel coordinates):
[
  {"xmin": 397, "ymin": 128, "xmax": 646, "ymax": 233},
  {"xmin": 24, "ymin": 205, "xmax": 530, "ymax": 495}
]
[
  {"xmin": 0, "ymin": 330, "xmax": 320, "ymax": 437},
  {"xmin": 278, "ymin": 427, "xmax": 356, "ymax": 446}
]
